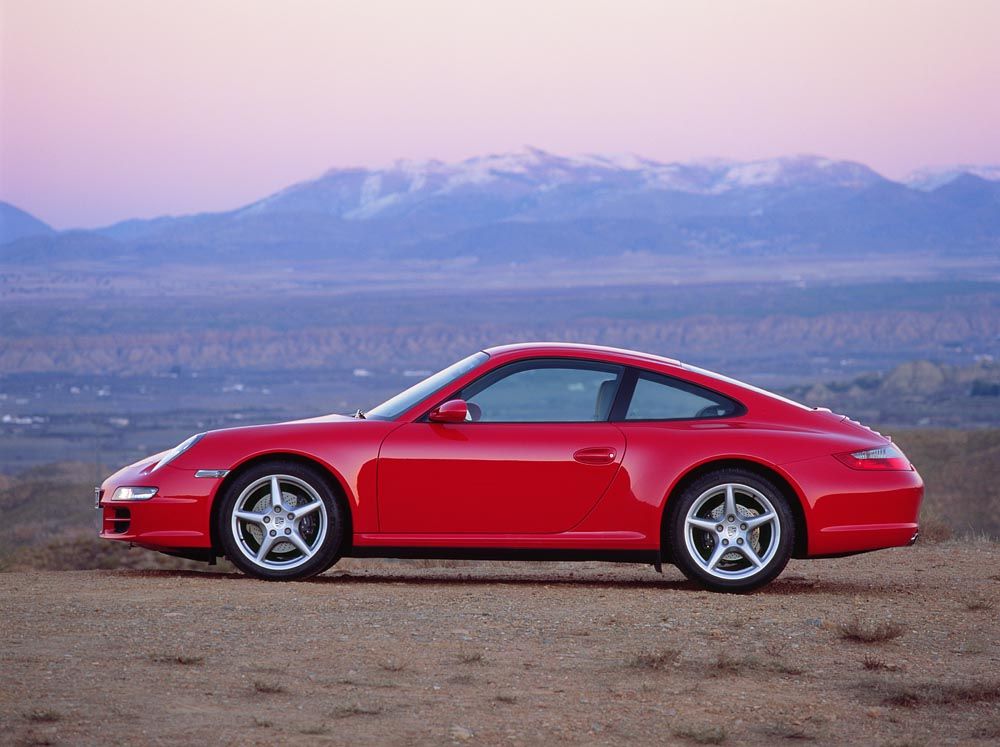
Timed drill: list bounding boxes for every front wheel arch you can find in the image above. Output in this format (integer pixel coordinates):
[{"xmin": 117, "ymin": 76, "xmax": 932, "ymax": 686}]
[
  {"xmin": 209, "ymin": 452, "xmax": 353, "ymax": 558},
  {"xmin": 659, "ymin": 458, "xmax": 808, "ymax": 563}
]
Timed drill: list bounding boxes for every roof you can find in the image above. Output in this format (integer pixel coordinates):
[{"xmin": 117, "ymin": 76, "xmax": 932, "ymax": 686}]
[
  {"xmin": 482, "ymin": 342, "xmax": 814, "ymax": 414},
  {"xmin": 482, "ymin": 342, "xmax": 682, "ymax": 368}
]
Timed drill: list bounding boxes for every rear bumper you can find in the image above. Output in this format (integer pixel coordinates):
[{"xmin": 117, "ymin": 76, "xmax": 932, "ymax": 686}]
[
  {"xmin": 785, "ymin": 456, "xmax": 924, "ymax": 557},
  {"xmin": 98, "ymin": 461, "xmax": 219, "ymax": 551}
]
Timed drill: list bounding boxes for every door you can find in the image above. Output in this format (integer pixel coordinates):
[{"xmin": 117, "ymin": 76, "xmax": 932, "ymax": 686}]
[{"xmin": 377, "ymin": 359, "xmax": 627, "ymax": 534}]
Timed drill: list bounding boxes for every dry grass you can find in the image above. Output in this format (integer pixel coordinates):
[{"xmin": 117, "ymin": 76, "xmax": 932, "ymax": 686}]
[
  {"xmin": 916, "ymin": 515, "xmax": 954, "ymax": 543},
  {"xmin": 252, "ymin": 680, "xmax": 286, "ymax": 694},
  {"xmin": 761, "ymin": 722, "xmax": 818, "ymax": 741},
  {"xmin": 629, "ymin": 648, "xmax": 681, "ymax": 670},
  {"xmin": 838, "ymin": 617, "xmax": 905, "ymax": 643},
  {"xmin": 768, "ymin": 660, "xmax": 806, "ymax": 676},
  {"xmin": 971, "ymin": 721, "xmax": 1000, "ymax": 740},
  {"xmin": 674, "ymin": 724, "xmax": 727, "ymax": 744},
  {"xmin": 952, "ymin": 640, "xmax": 987, "ymax": 655},
  {"xmin": 151, "ymin": 653, "xmax": 203, "ymax": 666},
  {"xmin": 871, "ymin": 680, "xmax": 1000, "ymax": 708},
  {"xmin": 299, "ymin": 725, "xmax": 330, "ymax": 735},
  {"xmin": 964, "ymin": 596, "xmax": 995, "ymax": 612},
  {"xmin": 862, "ymin": 654, "xmax": 901, "ymax": 672},
  {"xmin": 332, "ymin": 703, "xmax": 382, "ymax": 719},
  {"xmin": 712, "ymin": 652, "xmax": 803, "ymax": 676},
  {"xmin": 337, "ymin": 677, "xmax": 398, "ymax": 690},
  {"xmin": 19, "ymin": 736, "xmax": 55, "ymax": 747}
]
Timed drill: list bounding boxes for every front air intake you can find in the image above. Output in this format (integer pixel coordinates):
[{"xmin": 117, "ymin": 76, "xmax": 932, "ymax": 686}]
[{"xmin": 103, "ymin": 506, "xmax": 131, "ymax": 534}]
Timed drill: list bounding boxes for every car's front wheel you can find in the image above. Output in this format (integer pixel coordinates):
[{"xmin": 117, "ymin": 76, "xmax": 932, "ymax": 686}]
[
  {"xmin": 219, "ymin": 461, "xmax": 345, "ymax": 580},
  {"xmin": 667, "ymin": 468, "xmax": 794, "ymax": 592}
]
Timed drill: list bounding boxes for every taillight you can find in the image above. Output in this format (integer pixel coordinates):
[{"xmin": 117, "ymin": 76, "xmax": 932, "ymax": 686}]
[{"xmin": 833, "ymin": 445, "xmax": 912, "ymax": 471}]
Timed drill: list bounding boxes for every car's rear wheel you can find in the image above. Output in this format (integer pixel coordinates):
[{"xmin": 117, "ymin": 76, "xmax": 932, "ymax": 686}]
[
  {"xmin": 667, "ymin": 468, "xmax": 794, "ymax": 592},
  {"xmin": 219, "ymin": 461, "xmax": 344, "ymax": 580}
]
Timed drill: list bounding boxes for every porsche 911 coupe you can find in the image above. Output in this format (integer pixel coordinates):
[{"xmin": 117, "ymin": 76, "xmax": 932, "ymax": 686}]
[{"xmin": 97, "ymin": 343, "xmax": 923, "ymax": 592}]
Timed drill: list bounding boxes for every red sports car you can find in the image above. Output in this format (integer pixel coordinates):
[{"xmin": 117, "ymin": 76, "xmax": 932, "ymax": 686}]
[{"xmin": 97, "ymin": 343, "xmax": 923, "ymax": 592}]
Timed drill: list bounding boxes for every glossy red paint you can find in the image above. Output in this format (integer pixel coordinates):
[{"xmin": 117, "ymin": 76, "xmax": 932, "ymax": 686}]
[
  {"xmin": 99, "ymin": 342, "xmax": 923, "ymax": 567},
  {"xmin": 428, "ymin": 399, "xmax": 468, "ymax": 423},
  {"xmin": 99, "ymin": 462, "xmax": 215, "ymax": 550},
  {"xmin": 378, "ymin": 422, "xmax": 626, "ymax": 533}
]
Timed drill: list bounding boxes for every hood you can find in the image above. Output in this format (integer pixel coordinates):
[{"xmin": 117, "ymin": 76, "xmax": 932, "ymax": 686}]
[{"xmin": 285, "ymin": 413, "xmax": 357, "ymax": 425}]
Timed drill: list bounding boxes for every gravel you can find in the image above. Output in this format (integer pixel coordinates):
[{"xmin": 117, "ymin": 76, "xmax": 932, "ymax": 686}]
[{"xmin": 2, "ymin": 540, "xmax": 998, "ymax": 745}]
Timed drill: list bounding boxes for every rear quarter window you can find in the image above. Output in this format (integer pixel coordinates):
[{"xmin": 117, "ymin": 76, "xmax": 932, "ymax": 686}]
[{"xmin": 624, "ymin": 371, "xmax": 742, "ymax": 421}]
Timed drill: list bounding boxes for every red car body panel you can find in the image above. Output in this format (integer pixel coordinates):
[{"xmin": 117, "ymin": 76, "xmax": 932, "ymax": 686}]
[
  {"xmin": 377, "ymin": 422, "xmax": 626, "ymax": 533},
  {"xmin": 99, "ymin": 343, "xmax": 923, "ymax": 562},
  {"xmin": 99, "ymin": 464, "xmax": 215, "ymax": 550}
]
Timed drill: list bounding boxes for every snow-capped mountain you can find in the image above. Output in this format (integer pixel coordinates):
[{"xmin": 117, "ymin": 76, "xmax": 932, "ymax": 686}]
[
  {"xmin": 906, "ymin": 164, "xmax": 1000, "ymax": 191},
  {"xmin": 235, "ymin": 149, "xmax": 886, "ymax": 223},
  {"xmin": 4, "ymin": 149, "xmax": 998, "ymax": 263}
]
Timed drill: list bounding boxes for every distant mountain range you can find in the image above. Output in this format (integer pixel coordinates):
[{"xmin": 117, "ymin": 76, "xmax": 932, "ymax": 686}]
[
  {"xmin": 3, "ymin": 149, "xmax": 999, "ymax": 263},
  {"xmin": 0, "ymin": 202, "xmax": 54, "ymax": 245}
]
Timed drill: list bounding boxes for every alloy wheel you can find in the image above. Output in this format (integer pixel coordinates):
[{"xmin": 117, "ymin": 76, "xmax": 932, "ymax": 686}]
[
  {"xmin": 229, "ymin": 474, "xmax": 329, "ymax": 570},
  {"xmin": 683, "ymin": 482, "xmax": 781, "ymax": 580}
]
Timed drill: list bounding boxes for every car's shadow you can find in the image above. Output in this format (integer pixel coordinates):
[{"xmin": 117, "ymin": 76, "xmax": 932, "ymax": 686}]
[
  {"xmin": 312, "ymin": 572, "xmax": 897, "ymax": 595},
  {"xmin": 312, "ymin": 572, "xmax": 697, "ymax": 591},
  {"xmin": 113, "ymin": 568, "xmax": 895, "ymax": 595}
]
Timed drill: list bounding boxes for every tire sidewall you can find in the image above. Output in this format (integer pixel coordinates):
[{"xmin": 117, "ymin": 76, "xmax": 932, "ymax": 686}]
[
  {"xmin": 219, "ymin": 460, "xmax": 345, "ymax": 580},
  {"xmin": 667, "ymin": 468, "xmax": 795, "ymax": 593}
]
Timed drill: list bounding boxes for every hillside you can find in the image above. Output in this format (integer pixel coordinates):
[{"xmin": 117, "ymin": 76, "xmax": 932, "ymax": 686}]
[
  {"xmin": 888, "ymin": 429, "xmax": 1000, "ymax": 537},
  {"xmin": 0, "ymin": 201, "xmax": 53, "ymax": 244},
  {"xmin": 790, "ymin": 360, "xmax": 1000, "ymax": 428},
  {"xmin": 2, "ymin": 280, "xmax": 997, "ymax": 376}
]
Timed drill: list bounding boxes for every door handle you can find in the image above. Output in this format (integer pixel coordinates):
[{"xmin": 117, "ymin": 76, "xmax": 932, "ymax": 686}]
[{"xmin": 573, "ymin": 447, "xmax": 617, "ymax": 465}]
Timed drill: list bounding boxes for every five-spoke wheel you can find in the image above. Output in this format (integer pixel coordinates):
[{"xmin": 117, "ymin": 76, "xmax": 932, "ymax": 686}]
[
  {"xmin": 219, "ymin": 461, "xmax": 344, "ymax": 580},
  {"xmin": 669, "ymin": 469, "xmax": 794, "ymax": 592}
]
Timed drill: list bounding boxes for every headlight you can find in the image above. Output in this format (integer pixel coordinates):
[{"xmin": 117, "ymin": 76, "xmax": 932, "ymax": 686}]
[
  {"xmin": 112, "ymin": 486, "xmax": 158, "ymax": 501},
  {"xmin": 150, "ymin": 433, "xmax": 205, "ymax": 472}
]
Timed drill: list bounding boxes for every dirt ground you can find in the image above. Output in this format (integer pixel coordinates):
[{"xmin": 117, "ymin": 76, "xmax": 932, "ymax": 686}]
[{"xmin": 2, "ymin": 541, "xmax": 999, "ymax": 746}]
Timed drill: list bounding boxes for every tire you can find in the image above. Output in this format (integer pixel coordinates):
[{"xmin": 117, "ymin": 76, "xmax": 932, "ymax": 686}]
[
  {"xmin": 219, "ymin": 460, "xmax": 345, "ymax": 580},
  {"xmin": 667, "ymin": 468, "xmax": 794, "ymax": 593}
]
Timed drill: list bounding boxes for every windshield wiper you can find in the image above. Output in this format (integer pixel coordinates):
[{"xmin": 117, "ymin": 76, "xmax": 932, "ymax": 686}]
[{"xmin": 353, "ymin": 409, "xmax": 366, "ymax": 419}]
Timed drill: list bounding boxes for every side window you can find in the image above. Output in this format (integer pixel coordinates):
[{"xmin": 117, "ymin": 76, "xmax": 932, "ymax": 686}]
[
  {"xmin": 624, "ymin": 372, "xmax": 741, "ymax": 420},
  {"xmin": 459, "ymin": 360, "xmax": 623, "ymax": 422}
]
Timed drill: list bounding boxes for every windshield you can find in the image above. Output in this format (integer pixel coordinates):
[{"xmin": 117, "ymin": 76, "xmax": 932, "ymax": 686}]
[{"xmin": 365, "ymin": 352, "xmax": 489, "ymax": 420}]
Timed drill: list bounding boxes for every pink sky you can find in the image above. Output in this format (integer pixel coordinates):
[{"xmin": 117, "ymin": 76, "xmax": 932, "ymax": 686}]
[{"xmin": 2, "ymin": 0, "xmax": 999, "ymax": 229}]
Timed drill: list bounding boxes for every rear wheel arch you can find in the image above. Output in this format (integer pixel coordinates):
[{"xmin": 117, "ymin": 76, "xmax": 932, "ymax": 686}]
[
  {"xmin": 659, "ymin": 458, "xmax": 808, "ymax": 561},
  {"xmin": 209, "ymin": 452, "xmax": 353, "ymax": 557}
]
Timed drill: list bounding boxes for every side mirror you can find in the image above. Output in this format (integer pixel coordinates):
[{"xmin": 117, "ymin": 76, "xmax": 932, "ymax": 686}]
[{"xmin": 428, "ymin": 399, "xmax": 469, "ymax": 423}]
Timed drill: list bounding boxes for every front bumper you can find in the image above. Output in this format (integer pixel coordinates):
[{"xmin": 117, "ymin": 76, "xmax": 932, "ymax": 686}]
[{"xmin": 97, "ymin": 460, "xmax": 222, "ymax": 551}]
